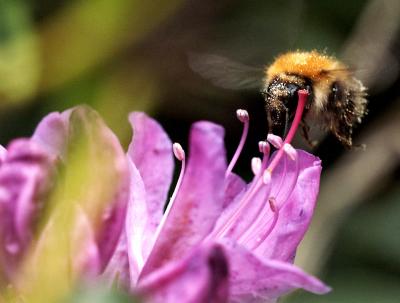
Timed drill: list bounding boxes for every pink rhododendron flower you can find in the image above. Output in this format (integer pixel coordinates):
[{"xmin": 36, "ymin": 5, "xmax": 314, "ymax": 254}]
[
  {"xmin": 0, "ymin": 90, "xmax": 330, "ymax": 302},
  {"xmin": 106, "ymin": 91, "xmax": 330, "ymax": 302}
]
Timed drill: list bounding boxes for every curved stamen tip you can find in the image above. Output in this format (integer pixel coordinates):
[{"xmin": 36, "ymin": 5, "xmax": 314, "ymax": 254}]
[
  {"xmin": 251, "ymin": 157, "xmax": 262, "ymax": 175},
  {"xmin": 283, "ymin": 143, "xmax": 297, "ymax": 161},
  {"xmin": 236, "ymin": 109, "xmax": 249, "ymax": 123},
  {"xmin": 173, "ymin": 142, "xmax": 185, "ymax": 161},
  {"xmin": 262, "ymin": 170, "xmax": 271, "ymax": 184},
  {"xmin": 226, "ymin": 109, "xmax": 250, "ymax": 177},
  {"xmin": 258, "ymin": 141, "xmax": 270, "ymax": 155},
  {"xmin": 267, "ymin": 134, "xmax": 283, "ymax": 149}
]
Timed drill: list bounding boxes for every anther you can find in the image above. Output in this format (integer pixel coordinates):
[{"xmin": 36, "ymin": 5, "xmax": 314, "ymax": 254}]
[
  {"xmin": 258, "ymin": 141, "xmax": 270, "ymax": 155},
  {"xmin": 268, "ymin": 197, "xmax": 277, "ymax": 212},
  {"xmin": 251, "ymin": 157, "xmax": 262, "ymax": 175},
  {"xmin": 236, "ymin": 109, "xmax": 249, "ymax": 123},
  {"xmin": 256, "ymin": 141, "xmax": 271, "ymax": 174},
  {"xmin": 262, "ymin": 170, "xmax": 271, "ymax": 184},
  {"xmin": 267, "ymin": 134, "xmax": 283, "ymax": 149},
  {"xmin": 283, "ymin": 143, "xmax": 297, "ymax": 161},
  {"xmin": 173, "ymin": 142, "xmax": 185, "ymax": 161}
]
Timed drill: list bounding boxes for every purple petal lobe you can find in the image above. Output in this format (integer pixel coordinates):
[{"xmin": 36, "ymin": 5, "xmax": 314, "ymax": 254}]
[
  {"xmin": 32, "ymin": 111, "xmax": 70, "ymax": 159},
  {"xmin": 221, "ymin": 241, "xmax": 330, "ymax": 303},
  {"xmin": 127, "ymin": 112, "xmax": 174, "ymax": 258},
  {"xmin": 223, "ymin": 173, "xmax": 246, "ymax": 208},
  {"xmin": 254, "ymin": 151, "xmax": 322, "ymax": 261},
  {"xmin": 0, "ymin": 139, "xmax": 55, "ymax": 282},
  {"xmin": 102, "ymin": 232, "xmax": 131, "ymax": 290},
  {"xmin": 211, "ymin": 178, "xmax": 271, "ymax": 243},
  {"xmin": 126, "ymin": 159, "xmax": 148, "ymax": 284},
  {"xmin": 138, "ymin": 244, "xmax": 229, "ymax": 303},
  {"xmin": 140, "ymin": 121, "xmax": 227, "ymax": 277}
]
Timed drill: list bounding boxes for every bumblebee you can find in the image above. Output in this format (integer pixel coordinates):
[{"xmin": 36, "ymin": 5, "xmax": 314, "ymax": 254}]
[{"xmin": 190, "ymin": 50, "xmax": 368, "ymax": 148}]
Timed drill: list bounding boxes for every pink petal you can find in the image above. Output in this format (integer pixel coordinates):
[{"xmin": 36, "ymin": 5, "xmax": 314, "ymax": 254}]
[
  {"xmin": 137, "ymin": 244, "xmax": 229, "ymax": 303},
  {"xmin": 223, "ymin": 173, "xmax": 246, "ymax": 208},
  {"xmin": 0, "ymin": 139, "xmax": 55, "ymax": 282},
  {"xmin": 139, "ymin": 121, "xmax": 227, "ymax": 278},
  {"xmin": 102, "ymin": 232, "xmax": 131, "ymax": 290},
  {"xmin": 222, "ymin": 241, "xmax": 330, "ymax": 303},
  {"xmin": 254, "ymin": 151, "xmax": 322, "ymax": 261},
  {"xmin": 211, "ymin": 178, "xmax": 271, "ymax": 242},
  {"xmin": 127, "ymin": 112, "xmax": 174, "ymax": 258},
  {"xmin": 126, "ymin": 159, "xmax": 148, "ymax": 284},
  {"xmin": 32, "ymin": 111, "xmax": 70, "ymax": 159}
]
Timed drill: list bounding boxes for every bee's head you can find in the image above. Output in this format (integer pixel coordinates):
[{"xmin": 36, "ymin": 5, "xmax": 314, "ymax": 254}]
[
  {"xmin": 261, "ymin": 76, "xmax": 311, "ymax": 134},
  {"xmin": 263, "ymin": 77, "xmax": 305, "ymax": 106}
]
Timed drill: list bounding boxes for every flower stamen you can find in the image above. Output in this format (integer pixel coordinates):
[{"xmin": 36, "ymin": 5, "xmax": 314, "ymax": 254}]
[
  {"xmin": 258, "ymin": 141, "xmax": 271, "ymax": 173},
  {"xmin": 173, "ymin": 142, "xmax": 185, "ymax": 161},
  {"xmin": 155, "ymin": 143, "xmax": 186, "ymax": 238},
  {"xmin": 168, "ymin": 143, "xmax": 186, "ymax": 210},
  {"xmin": 251, "ymin": 157, "xmax": 262, "ymax": 175},
  {"xmin": 225, "ymin": 109, "xmax": 249, "ymax": 178}
]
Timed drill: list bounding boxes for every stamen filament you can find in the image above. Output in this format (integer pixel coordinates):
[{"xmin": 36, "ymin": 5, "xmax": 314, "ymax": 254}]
[
  {"xmin": 225, "ymin": 109, "xmax": 249, "ymax": 178},
  {"xmin": 270, "ymin": 149, "xmax": 299, "ymax": 205},
  {"xmin": 154, "ymin": 143, "xmax": 186, "ymax": 239},
  {"xmin": 249, "ymin": 197, "xmax": 279, "ymax": 251},
  {"xmin": 247, "ymin": 141, "xmax": 270, "ymax": 189},
  {"xmin": 258, "ymin": 141, "xmax": 271, "ymax": 172},
  {"xmin": 242, "ymin": 151, "xmax": 300, "ymax": 249},
  {"xmin": 267, "ymin": 90, "xmax": 308, "ymax": 173},
  {"xmin": 169, "ymin": 143, "xmax": 186, "ymax": 204}
]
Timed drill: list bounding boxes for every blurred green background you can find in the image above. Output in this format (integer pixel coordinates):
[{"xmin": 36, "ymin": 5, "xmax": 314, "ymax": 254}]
[{"xmin": 0, "ymin": 0, "xmax": 399, "ymax": 302}]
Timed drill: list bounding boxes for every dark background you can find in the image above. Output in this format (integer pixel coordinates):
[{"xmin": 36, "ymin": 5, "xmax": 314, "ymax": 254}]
[{"xmin": 0, "ymin": 1, "xmax": 399, "ymax": 302}]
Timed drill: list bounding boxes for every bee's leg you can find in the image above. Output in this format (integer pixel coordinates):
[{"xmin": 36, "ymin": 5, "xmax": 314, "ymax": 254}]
[{"xmin": 300, "ymin": 119, "xmax": 317, "ymax": 148}]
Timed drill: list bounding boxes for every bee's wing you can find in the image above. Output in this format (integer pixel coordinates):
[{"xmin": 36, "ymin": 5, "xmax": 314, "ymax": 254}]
[{"xmin": 188, "ymin": 53, "xmax": 264, "ymax": 90}]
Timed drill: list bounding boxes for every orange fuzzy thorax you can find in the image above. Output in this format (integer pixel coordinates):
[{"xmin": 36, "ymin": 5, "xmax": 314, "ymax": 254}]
[{"xmin": 266, "ymin": 50, "xmax": 346, "ymax": 82}]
